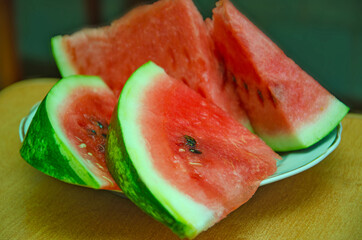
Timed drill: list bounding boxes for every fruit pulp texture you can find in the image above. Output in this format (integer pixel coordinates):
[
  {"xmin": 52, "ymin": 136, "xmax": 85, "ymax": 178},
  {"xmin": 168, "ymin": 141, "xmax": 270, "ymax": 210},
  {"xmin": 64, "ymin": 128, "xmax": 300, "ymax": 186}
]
[
  {"xmin": 211, "ymin": 0, "xmax": 332, "ymax": 135},
  {"xmin": 139, "ymin": 75, "xmax": 278, "ymax": 218},
  {"xmin": 61, "ymin": 0, "xmax": 248, "ymax": 124},
  {"xmin": 60, "ymin": 87, "xmax": 119, "ymax": 190}
]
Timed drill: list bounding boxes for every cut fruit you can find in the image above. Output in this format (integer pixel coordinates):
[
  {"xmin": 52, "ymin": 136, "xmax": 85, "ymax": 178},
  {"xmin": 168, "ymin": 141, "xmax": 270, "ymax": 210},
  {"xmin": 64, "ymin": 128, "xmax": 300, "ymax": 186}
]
[
  {"xmin": 106, "ymin": 62, "xmax": 279, "ymax": 238},
  {"xmin": 209, "ymin": 0, "xmax": 349, "ymax": 151},
  {"xmin": 20, "ymin": 75, "xmax": 120, "ymax": 190},
  {"xmin": 51, "ymin": 0, "xmax": 251, "ymax": 129}
]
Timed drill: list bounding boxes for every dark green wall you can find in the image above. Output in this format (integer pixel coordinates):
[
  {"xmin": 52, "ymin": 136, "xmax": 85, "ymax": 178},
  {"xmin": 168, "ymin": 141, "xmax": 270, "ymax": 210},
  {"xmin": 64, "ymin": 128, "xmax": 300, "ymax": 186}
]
[{"xmin": 14, "ymin": 0, "xmax": 362, "ymax": 110}]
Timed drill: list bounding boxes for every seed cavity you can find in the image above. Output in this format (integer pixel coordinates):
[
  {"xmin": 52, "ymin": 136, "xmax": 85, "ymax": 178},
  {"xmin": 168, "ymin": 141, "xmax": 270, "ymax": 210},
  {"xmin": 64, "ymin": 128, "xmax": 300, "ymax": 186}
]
[
  {"xmin": 102, "ymin": 176, "xmax": 114, "ymax": 186},
  {"xmin": 179, "ymin": 148, "xmax": 186, "ymax": 152},
  {"xmin": 257, "ymin": 89, "xmax": 264, "ymax": 103},
  {"xmin": 88, "ymin": 129, "xmax": 97, "ymax": 135},
  {"xmin": 267, "ymin": 88, "xmax": 277, "ymax": 107},
  {"xmin": 189, "ymin": 149, "xmax": 202, "ymax": 154},
  {"xmin": 96, "ymin": 163, "xmax": 104, "ymax": 169},
  {"xmin": 189, "ymin": 162, "xmax": 203, "ymax": 166},
  {"xmin": 184, "ymin": 135, "xmax": 196, "ymax": 147},
  {"xmin": 243, "ymin": 81, "xmax": 249, "ymax": 92},
  {"xmin": 79, "ymin": 143, "xmax": 86, "ymax": 148},
  {"xmin": 97, "ymin": 121, "xmax": 104, "ymax": 129},
  {"xmin": 232, "ymin": 75, "xmax": 237, "ymax": 83},
  {"xmin": 183, "ymin": 135, "xmax": 202, "ymax": 154},
  {"xmin": 98, "ymin": 144, "xmax": 105, "ymax": 153}
]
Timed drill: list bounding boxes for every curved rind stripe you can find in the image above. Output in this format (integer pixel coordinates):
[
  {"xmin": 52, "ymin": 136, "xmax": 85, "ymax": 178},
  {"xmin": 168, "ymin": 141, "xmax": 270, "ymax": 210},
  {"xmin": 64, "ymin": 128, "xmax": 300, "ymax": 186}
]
[
  {"xmin": 107, "ymin": 110, "xmax": 193, "ymax": 238},
  {"xmin": 20, "ymin": 95, "xmax": 98, "ymax": 187},
  {"xmin": 51, "ymin": 36, "xmax": 78, "ymax": 77},
  {"xmin": 259, "ymin": 97, "xmax": 349, "ymax": 151},
  {"xmin": 46, "ymin": 75, "xmax": 113, "ymax": 188},
  {"xmin": 20, "ymin": 76, "xmax": 114, "ymax": 189}
]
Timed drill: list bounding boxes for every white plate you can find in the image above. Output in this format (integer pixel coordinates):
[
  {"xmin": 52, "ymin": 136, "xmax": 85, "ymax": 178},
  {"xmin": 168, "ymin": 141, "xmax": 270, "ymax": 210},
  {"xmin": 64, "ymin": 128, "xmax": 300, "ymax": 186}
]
[
  {"xmin": 19, "ymin": 102, "xmax": 342, "ymax": 186},
  {"xmin": 260, "ymin": 124, "xmax": 341, "ymax": 186}
]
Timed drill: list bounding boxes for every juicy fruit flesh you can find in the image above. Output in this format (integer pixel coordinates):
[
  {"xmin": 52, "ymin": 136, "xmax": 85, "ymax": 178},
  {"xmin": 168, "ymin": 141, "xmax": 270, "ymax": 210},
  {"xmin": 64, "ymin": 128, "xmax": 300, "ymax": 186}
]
[
  {"xmin": 60, "ymin": 87, "xmax": 119, "ymax": 190},
  {"xmin": 139, "ymin": 73, "xmax": 279, "ymax": 217},
  {"xmin": 211, "ymin": 0, "xmax": 336, "ymax": 135},
  {"xmin": 56, "ymin": 0, "xmax": 250, "ymax": 125},
  {"xmin": 107, "ymin": 62, "xmax": 279, "ymax": 238},
  {"xmin": 63, "ymin": 0, "xmax": 219, "ymax": 96}
]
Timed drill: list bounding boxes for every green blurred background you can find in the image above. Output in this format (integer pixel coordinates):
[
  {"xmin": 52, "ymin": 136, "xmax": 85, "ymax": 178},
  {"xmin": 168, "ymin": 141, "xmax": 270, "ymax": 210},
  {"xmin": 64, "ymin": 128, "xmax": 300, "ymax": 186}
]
[{"xmin": 1, "ymin": 0, "xmax": 361, "ymax": 111}]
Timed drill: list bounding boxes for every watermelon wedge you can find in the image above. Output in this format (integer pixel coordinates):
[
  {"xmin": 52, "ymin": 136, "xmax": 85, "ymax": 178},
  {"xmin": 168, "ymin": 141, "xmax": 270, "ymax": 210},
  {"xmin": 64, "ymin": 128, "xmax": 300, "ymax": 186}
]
[
  {"xmin": 209, "ymin": 0, "xmax": 349, "ymax": 151},
  {"xmin": 20, "ymin": 76, "xmax": 120, "ymax": 190},
  {"xmin": 51, "ymin": 0, "xmax": 252, "ymax": 129},
  {"xmin": 106, "ymin": 62, "xmax": 279, "ymax": 238}
]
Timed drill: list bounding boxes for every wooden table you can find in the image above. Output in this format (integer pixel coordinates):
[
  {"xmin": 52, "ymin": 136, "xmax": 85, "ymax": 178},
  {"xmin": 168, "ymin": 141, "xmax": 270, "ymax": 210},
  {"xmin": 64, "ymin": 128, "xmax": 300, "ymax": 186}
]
[{"xmin": 0, "ymin": 79, "xmax": 361, "ymax": 239}]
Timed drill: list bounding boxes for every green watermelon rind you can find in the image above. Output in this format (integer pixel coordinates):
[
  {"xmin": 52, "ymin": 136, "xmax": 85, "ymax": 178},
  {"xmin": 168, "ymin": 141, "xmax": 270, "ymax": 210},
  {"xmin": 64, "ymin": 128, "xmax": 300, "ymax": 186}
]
[
  {"xmin": 107, "ymin": 111, "xmax": 192, "ymax": 238},
  {"xmin": 51, "ymin": 36, "xmax": 77, "ymax": 77},
  {"xmin": 259, "ymin": 98, "xmax": 349, "ymax": 152},
  {"xmin": 106, "ymin": 62, "xmax": 215, "ymax": 239},
  {"xmin": 20, "ymin": 75, "xmax": 112, "ymax": 189}
]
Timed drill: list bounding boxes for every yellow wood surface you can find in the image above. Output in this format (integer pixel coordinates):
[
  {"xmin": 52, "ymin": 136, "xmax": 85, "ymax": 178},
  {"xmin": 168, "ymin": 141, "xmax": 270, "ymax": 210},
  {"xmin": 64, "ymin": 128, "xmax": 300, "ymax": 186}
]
[{"xmin": 0, "ymin": 79, "xmax": 361, "ymax": 239}]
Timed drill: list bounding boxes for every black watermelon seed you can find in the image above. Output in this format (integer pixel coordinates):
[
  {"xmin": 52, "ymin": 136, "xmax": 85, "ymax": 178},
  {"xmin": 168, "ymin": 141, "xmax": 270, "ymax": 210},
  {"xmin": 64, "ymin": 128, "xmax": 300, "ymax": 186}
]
[
  {"xmin": 97, "ymin": 121, "xmax": 104, "ymax": 129},
  {"xmin": 88, "ymin": 129, "xmax": 97, "ymax": 135},
  {"xmin": 189, "ymin": 149, "xmax": 202, "ymax": 154},
  {"xmin": 232, "ymin": 75, "xmax": 237, "ymax": 83},
  {"xmin": 257, "ymin": 89, "xmax": 264, "ymax": 103},
  {"xmin": 267, "ymin": 88, "xmax": 277, "ymax": 107},
  {"xmin": 243, "ymin": 81, "xmax": 249, "ymax": 92},
  {"xmin": 184, "ymin": 135, "xmax": 197, "ymax": 147},
  {"xmin": 98, "ymin": 144, "xmax": 105, "ymax": 153}
]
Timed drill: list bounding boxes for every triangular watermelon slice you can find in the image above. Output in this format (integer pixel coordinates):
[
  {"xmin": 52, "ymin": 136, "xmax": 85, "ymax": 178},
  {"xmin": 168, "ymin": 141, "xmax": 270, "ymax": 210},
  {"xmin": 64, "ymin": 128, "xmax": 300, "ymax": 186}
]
[
  {"xmin": 51, "ymin": 0, "xmax": 252, "ymax": 130},
  {"xmin": 20, "ymin": 76, "xmax": 120, "ymax": 190},
  {"xmin": 209, "ymin": 0, "xmax": 349, "ymax": 151},
  {"xmin": 106, "ymin": 62, "xmax": 279, "ymax": 238}
]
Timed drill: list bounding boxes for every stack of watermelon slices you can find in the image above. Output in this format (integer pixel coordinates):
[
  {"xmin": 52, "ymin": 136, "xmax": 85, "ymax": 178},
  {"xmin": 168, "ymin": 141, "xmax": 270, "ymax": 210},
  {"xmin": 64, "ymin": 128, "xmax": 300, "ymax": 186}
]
[
  {"xmin": 20, "ymin": 0, "xmax": 349, "ymax": 239},
  {"xmin": 51, "ymin": 0, "xmax": 252, "ymax": 131}
]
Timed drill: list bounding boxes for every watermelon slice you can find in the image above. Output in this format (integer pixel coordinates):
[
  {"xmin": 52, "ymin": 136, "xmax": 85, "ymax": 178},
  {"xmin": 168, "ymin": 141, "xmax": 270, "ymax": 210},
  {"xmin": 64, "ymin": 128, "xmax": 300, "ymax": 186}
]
[
  {"xmin": 106, "ymin": 62, "xmax": 279, "ymax": 238},
  {"xmin": 51, "ymin": 0, "xmax": 252, "ymax": 129},
  {"xmin": 209, "ymin": 0, "xmax": 349, "ymax": 151},
  {"xmin": 20, "ymin": 76, "xmax": 120, "ymax": 190}
]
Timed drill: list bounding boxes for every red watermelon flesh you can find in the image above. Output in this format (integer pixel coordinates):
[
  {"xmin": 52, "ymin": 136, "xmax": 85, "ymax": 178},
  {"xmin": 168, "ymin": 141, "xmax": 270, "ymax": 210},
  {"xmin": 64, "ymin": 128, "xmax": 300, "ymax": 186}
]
[
  {"xmin": 106, "ymin": 62, "xmax": 279, "ymax": 237},
  {"xmin": 204, "ymin": 17, "xmax": 251, "ymax": 131},
  {"xmin": 20, "ymin": 76, "xmax": 120, "ymax": 190},
  {"xmin": 138, "ymin": 65, "xmax": 279, "ymax": 218},
  {"xmin": 209, "ymin": 0, "xmax": 349, "ymax": 151},
  {"xmin": 52, "ymin": 0, "xmax": 251, "ymax": 127},
  {"xmin": 60, "ymin": 86, "xmax": 119, "ymax": 190}
]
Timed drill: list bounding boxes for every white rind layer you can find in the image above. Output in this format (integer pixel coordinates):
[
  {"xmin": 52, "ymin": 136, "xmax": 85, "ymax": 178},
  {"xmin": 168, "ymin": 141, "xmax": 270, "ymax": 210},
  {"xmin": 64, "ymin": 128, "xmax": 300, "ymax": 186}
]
[
  {"xmin": 259, "ymin": 96, "xmax": 349, "ymax": 151},
  {"xmin": 47, "ymin": 75, "xmax": 112, "ymax": 187},
  {"xmin": 118, "ymin": 62, "xmax": 215, "ymax": 236},
  {"xmin": 51, "ymin": 36, "xmax": 78, "ymax": 77}
]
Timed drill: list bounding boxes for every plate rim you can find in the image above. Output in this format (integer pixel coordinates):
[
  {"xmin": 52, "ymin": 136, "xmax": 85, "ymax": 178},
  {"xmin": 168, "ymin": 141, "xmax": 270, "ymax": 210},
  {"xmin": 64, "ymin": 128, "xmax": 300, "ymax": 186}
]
[{"xmin": 260, "ymin": 124, "xmax": 341, "ymax": 186}]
